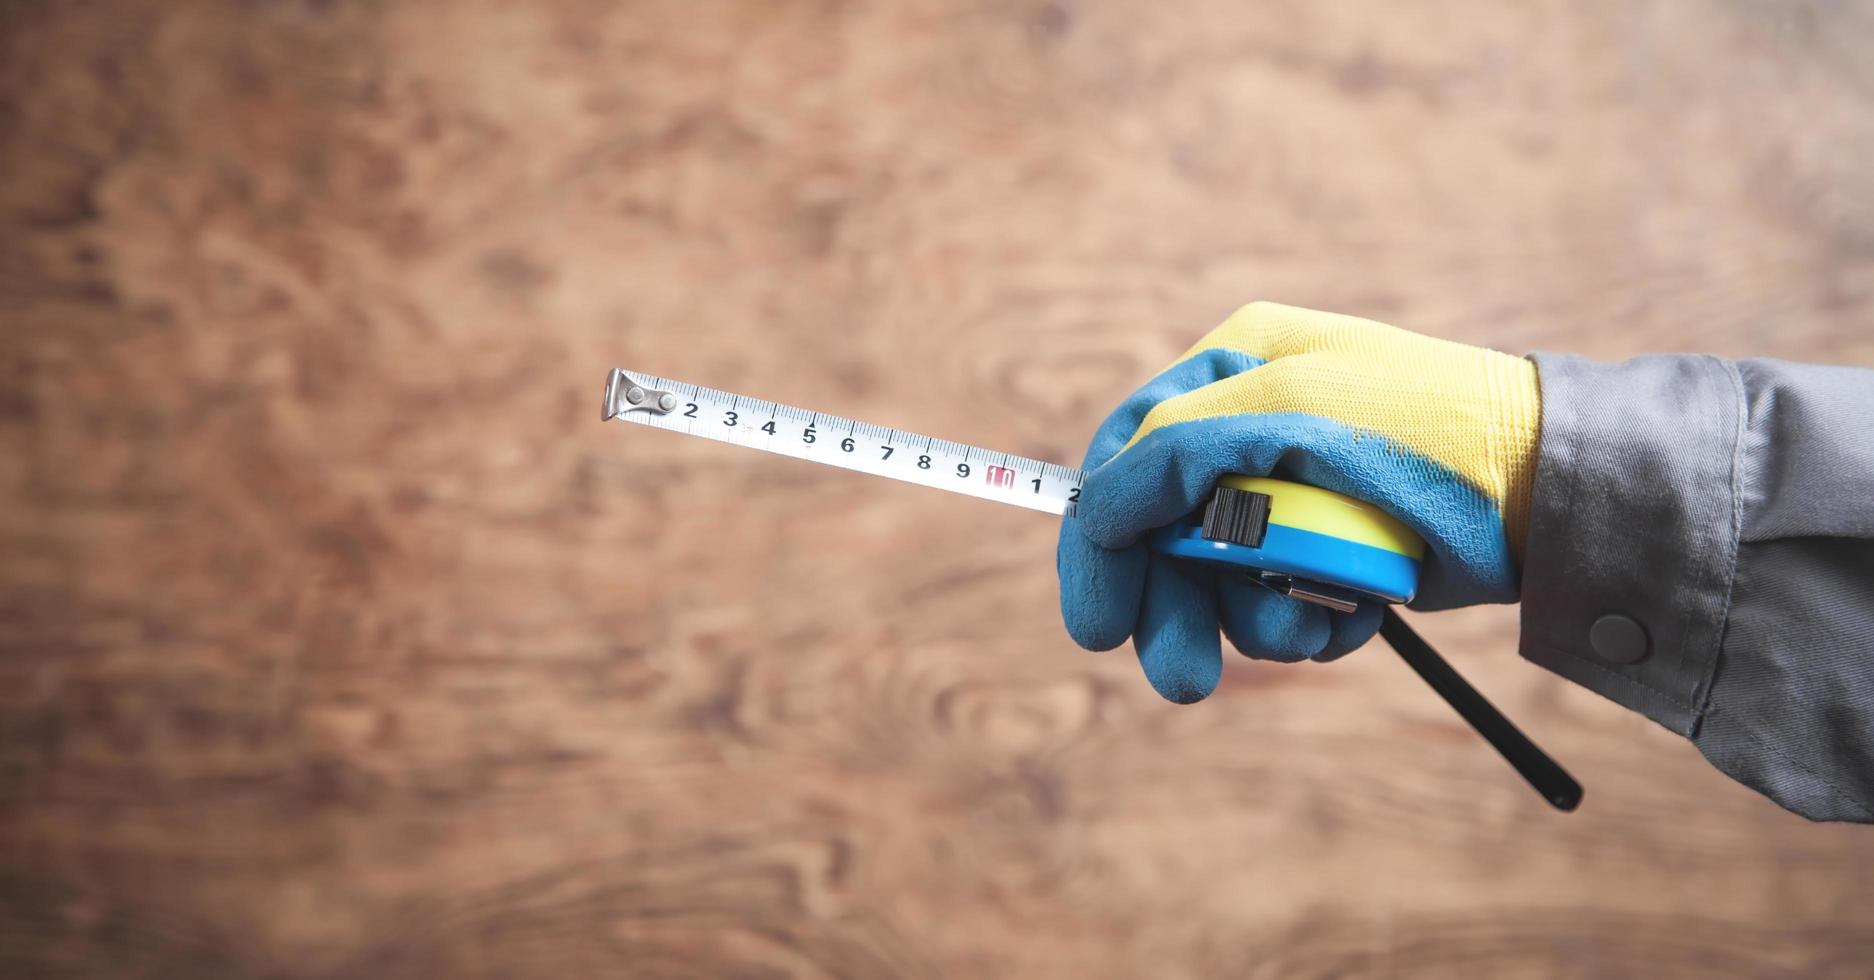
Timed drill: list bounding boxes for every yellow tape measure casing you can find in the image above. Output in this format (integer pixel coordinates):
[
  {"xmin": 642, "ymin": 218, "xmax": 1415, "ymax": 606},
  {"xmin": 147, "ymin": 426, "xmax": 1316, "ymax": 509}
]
[{"xmin": 1217, "ymin": 476, "xmax": 1425, "ymax": 559}]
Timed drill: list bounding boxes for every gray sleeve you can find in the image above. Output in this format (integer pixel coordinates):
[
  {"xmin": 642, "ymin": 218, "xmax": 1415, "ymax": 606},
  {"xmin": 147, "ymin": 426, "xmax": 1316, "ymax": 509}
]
[{"xmin": 1520, "ymin": 352, "xmax": 1874, "ymax": 822}]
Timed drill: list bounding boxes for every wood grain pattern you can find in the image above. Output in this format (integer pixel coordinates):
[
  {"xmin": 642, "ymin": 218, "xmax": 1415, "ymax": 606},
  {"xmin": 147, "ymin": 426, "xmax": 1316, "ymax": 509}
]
[{"xmin": 3, "ymin": 1, "xmax": 1874, "ymax": 976}]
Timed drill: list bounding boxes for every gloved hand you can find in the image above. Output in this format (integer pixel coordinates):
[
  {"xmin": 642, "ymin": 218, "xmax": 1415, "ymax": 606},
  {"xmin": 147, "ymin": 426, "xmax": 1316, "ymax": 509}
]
[{"xmin": 1057, "ymin": 302, "xmax": 1540, "ymax": 703}]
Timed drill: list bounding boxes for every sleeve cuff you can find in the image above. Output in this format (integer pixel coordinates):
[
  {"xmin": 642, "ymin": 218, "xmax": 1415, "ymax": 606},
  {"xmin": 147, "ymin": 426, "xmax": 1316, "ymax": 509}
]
[{"xmin": 1518, "ymin": 352, "xmax": 1745, "ymax": 737}]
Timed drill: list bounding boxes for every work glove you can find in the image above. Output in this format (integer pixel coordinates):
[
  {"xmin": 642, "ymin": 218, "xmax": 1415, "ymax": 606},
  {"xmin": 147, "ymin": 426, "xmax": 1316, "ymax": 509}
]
[{"xmin": 1057, "ymin": 302, "xmax": 1540, "ymax": 703}]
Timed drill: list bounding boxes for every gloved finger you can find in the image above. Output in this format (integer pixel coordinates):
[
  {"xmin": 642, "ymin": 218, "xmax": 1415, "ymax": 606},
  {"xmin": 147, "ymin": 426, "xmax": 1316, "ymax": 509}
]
[
  {"xmin": 1076, "ymin": 406, "xmax": 1297, "ymax": 549},
  {"xmin": 1059, "ymin": 347, "xmax": 1264, "ymax": 655},
  {"xmin": 1075, "ymin": 366, "xmax": 1327, "ymax": 549},
  {"xmin": 1077, "ymin": 347, "xmax": 1266, "ymax": 469},
  {"xmin": 1083, "ymin": 360, "xmax": 1426, "ymax": 549},
  {"xmin": 1080, "ymin": 365, "xmax": 1514, "ymax": 609},
  {"xmin": 1312, "ymin": 599, "xmax": 1384, "ymax": 662},
  {"xmin": 1057, "ymin": 519, "xmax": 1148, "ymax": 651},
  {"xmin": 1215, "ymin": 578, "xmax": 1332, "ymax": 663},
  {"xmin": 1133, "ymin": 555, "xmax": 1222, "ymax": 704}
]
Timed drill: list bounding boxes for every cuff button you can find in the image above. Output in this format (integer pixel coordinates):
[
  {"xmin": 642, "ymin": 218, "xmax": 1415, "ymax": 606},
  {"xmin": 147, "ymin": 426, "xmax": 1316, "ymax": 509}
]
[{"xmin": 1590, "ymin": 613, "xmax": 1650, "ymax": 665}]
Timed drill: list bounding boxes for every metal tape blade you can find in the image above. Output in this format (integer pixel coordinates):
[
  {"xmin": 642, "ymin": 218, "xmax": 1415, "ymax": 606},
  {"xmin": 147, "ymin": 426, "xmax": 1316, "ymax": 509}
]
[{"xmin": 602, "ymin": 368, "xmax": 1084, "ymax": 516}]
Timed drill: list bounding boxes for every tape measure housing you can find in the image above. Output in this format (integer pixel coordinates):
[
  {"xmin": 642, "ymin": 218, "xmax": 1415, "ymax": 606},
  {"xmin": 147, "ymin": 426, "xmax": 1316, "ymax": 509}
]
[{"xmin": 1150, "ymin": 475, "xmax": 1424, "ymax": 605}]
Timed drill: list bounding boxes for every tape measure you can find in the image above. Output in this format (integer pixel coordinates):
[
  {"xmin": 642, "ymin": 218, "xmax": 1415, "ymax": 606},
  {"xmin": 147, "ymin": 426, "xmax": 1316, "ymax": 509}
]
[
  {"xmin": 601, "ymin": 367, "xmax": 1581, "ymax": 811},
  {"xmin": 602, "ymin": 368, "xmax": 1424, "ymax": 612}
]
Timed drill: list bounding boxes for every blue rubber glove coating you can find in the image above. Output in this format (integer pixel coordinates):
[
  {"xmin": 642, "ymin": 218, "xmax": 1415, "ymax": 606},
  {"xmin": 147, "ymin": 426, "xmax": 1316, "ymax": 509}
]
[{"xmin": 1057, "ymin": 349, "xmax": 1516, "ymax": 704}]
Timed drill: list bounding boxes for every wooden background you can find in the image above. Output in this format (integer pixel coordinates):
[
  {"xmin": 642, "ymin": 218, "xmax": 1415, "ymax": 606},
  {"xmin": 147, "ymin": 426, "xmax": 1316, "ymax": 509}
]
[{"xmin": 4, "ymin": 1, "xmax": 1874, "ymax": 976}]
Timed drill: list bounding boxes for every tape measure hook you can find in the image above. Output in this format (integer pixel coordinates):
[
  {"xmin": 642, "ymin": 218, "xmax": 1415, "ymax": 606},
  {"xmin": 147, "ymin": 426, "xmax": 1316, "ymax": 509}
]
[{"xmin": 603, "ymin": 369, "xmax": 679, "ymax": 420}]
